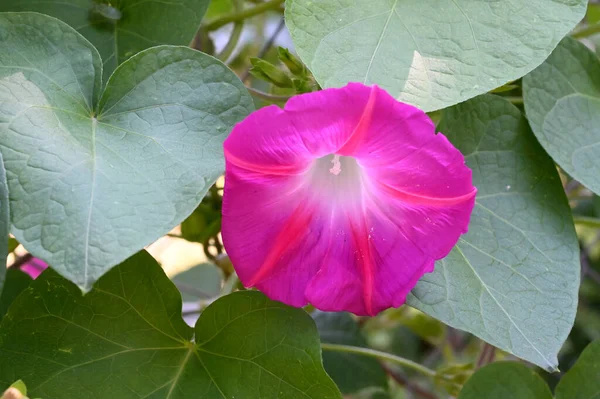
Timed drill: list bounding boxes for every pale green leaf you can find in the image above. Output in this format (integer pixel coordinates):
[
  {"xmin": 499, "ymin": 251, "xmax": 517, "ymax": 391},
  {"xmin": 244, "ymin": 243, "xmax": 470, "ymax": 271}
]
[
  {"xmin": 285, "ymin": 0, "xmax": 586, "ymax": 111},
  {"xmin": 171, "ymin": 262, "xmax": 223, "ymax": 301},
  {"xmin": 0, "ymin": 13, "xmax": 253, "ymax": 290},
  {"xmin": 523, "ymin": 37, "xmax": 600, "ymax": 195},
  {"xmin": 408, "ymin": 95, "xmax": 580, "ymax": 371},
  {"xmin": 314, "ymin": 311, "xmax": 388, "ymax": 395},
  {"xmin": 0, "ymin": 1, "xmax": 211, "ymax": 80},
  {"xmin": 0, "ymin": 251, "xmax": 342, "ymax": 398},
  {"xmin": 555, "ymin": 340, "xmax": 600, "ymax": 399},
  {"xmin": 458, "ymin": 362, "xmax": 552, "ymax": 399}
]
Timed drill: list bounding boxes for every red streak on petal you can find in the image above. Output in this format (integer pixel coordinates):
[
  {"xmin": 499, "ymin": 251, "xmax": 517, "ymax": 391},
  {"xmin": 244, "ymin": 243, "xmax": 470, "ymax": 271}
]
[
  {"xmin": 338, "ymin": 86, "xmax": 378, "ymax": 156},
  {"xmin": 348, "ymin": 215, "xmax": 376, "ymax": 316},
  {"xmin": 225, "ymin": 148, "xmax": 309, "ymax": 176},
  {"xmin": 375, "ymin": 181, "xmax": 477, "ymax": 207},
  {"xmin": 246, "ymin": 203, "xmax": 314, "ymax": 287}
]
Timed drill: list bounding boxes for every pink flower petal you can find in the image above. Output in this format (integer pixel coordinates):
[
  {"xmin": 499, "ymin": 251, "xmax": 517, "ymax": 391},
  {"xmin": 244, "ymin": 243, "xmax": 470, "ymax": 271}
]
[
  {"xmin": 20, "ymin": 257, "xmax": 48, "ymax": 279},
  {"xmin": 222, "ymin": 83, "xmax": 476, "ymax": 316}
]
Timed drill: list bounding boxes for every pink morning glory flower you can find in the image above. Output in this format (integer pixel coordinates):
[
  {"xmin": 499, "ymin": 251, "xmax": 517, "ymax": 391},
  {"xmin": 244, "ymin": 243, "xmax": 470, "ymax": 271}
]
[
  {"xmin": 20, "ymin": 257, "xmax": 48, "ymax": 279},
  {"xmin": 222, "ymin": 83, "xmax": 476, "ymax": 316}
]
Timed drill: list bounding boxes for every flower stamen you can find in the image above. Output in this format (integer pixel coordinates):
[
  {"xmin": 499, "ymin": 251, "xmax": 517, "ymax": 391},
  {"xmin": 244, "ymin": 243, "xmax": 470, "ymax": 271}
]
[{"xmin": 329, "ymin": 154, "xmax": 342, "ymax": 175}]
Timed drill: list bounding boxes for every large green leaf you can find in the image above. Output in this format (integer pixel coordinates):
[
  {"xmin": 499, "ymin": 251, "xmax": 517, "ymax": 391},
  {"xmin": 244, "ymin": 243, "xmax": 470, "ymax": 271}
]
[
  {"xmin": 0, "ymin": 268, "xmax": 32, "ymax": 322},
  {"xmin": 555, "ymin": 340, "xmax": 600, "ymax": 399},
  {"xmin": 523, "ymin": 37, "xmax": 600, "ymax": 195},
  {"xmin": 285, "ymin": 0, "xmax": 586, "ymax": 112},
  {"xmin": 0, "ymin": 251, "xmax": 342, "ymax": 398},
  {"xmin": 0, "ymin": 1, "xmax": 210, "ymax": 80},
  {"xmin": 407, "ymin": 95, "xmax": 580, "ymax": 371},
  {"xmin": 0, "ymin": 13, "xmax": 253, "ymax": 290},
  {"xmin": 0, "ymin": 152, "xmax": 7, "ymax": 291},
  {"xmin": 457, "ymin": 362, "xmax": 552, "ymax": 399},
  {"xmin": 314, "ymin": 311, "xmax": 388, "ymax": 395}
]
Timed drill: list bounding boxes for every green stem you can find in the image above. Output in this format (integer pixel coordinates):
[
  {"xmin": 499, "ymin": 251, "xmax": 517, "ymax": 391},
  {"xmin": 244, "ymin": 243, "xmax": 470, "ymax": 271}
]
[
  {"xmin": 574, "ymin": 216, "xmax": 600, "ymax": 228},
  {"xmin": 572, "ymin": 22, "xmax": 600, "ymax": 39},
  {"xmin": 218, "ymin": 0, "xmax": 244, "ymax": 61},
  {"xmin": 246, "ymin": 86, "xmax": 290, "ymax": 102},
  {"xmin": 205, "ymin": 0, "xmax": 285, "ymax": 31},
  {"xmin": 320, "ymin": 343, "xmax": 436, "ymax": 378},
  {"xmin": 506, "ymin": 96, "xmax": 523, "ymax": 105}
]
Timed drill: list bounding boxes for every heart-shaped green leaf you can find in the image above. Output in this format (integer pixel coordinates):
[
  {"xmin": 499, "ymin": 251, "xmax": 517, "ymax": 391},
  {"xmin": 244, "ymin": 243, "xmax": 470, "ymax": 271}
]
[
  {"xmin": 285, "ymin": 0, "xmax": 586, "ymax": 112},
  {"xmin": 0, "ymin": 13, "xmax": 253, "ymax": 290},
  {"xmin": 0, "ymin": 0, "xmax": 211, "ymax": 80},
  {"xmin": 408, "ymin": 95, "xmax": 580, "ymax": 371},
  {"xmin": 523, "ymin": 37, "xmax": 600, "ymax": 195},
  {"xmin": 555, "ymin": 340, "xmax": 600, "ymax": 399},
  {"xmin": 314, "ymin": 311, "xmax": 388, "ymax": 395},
  {"xmin": 0, "ymin": 251, "xmax": 342, "ymax": 399},
  {"xmin": 458, "ymin": 362, "xmax": 552, "ymax": 399}
]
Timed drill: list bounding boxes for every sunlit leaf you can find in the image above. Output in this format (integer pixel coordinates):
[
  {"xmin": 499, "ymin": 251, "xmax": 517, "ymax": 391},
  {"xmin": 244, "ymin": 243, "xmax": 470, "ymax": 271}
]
[
  {"xmin": 0, "ymin": 13, "xmax": 253, "ymax": 290},
  {"xmin": 286, "ymin": 0, "xmax": 586, "ymax": 111}
]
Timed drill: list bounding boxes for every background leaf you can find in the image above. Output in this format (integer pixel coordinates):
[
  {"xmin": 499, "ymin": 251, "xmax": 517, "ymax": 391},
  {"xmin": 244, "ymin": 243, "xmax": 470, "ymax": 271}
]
[
  {"xmin": 523, "ymin": 37, "xmax": 600, "ymax": 195},
  {"xmin": 314, "ymin": 311, "xmax": 388, "ymax": 395},
  {"xmin": 0, "ymin": 13, "xmax": 253, "ymax": 290},
  {"xmin": 457, "ymin": 362, "xmax": 552, "ymax": 399},
  {"xmin": 0, "ymin": 251, "xmax": 341, "ymax": 399},
  {"xmin": 170, "ymin": 262, "xmax": 223, "ymax": 301},
  {"xmin": 0, "ymin": 0, "xmax": 211, "ymax": 80},
  {"xmin": 285, "ymin": 0, "xmax": 586, "ymax": 111},
  {"xmin": 555, "ymin": 340, "xmax": 600, "ymax": 399},
  {"xmin": 408, "ymin": 95, "xmax": 580, "ymax": 371}
]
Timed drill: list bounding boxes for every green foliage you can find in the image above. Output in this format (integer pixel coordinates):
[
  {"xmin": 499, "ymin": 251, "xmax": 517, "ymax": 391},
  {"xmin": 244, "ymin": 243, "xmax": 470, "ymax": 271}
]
[
  {"xmin": 0, "ymin": 0, "xmax": 598, "ymax": 396},
  {"xmin": 285, "ymin": 0, "xmax": 586, "ymax": 111},
  {"xmin": 0, "ymin": 251, "xmax": 341, "ymax": 398},
  {"xmin": 249, "ymin": 58, "xmax": 294, "ymax": 88},
  {"xmin": 458, "ymin": 362, "xmax": 552, "ymax": 399},
  {"xmin": 313, "ymin": 311, "xmax": 388, "ymax": 395},
  {"xmin": 555, "ymin": 340, "xmax": 600, "ymax": 399},
  {"xmin": 0, "ymin": 0, "xmax": 211, "ymax": 80},
  {"xmin": 0, "ymin": 268, "xmax": 32, "ymax": 322},
  {"xmin": 523, "ymin": 37, "xmax": 600, "ymax": 196},
  {"xmin": 0, "ymin": 152, "xmax": 7, "ymax": 293},
  {"xmin": 0, "ymin": 13, "xmax": 252, "ymax": 290},
  {"xmin": 170, "ymin": 262, "xmax": 223, "ymax": 301},
  {"xmin": 408, "ymin": 95, "xmax": 580, "ymax": 371}
]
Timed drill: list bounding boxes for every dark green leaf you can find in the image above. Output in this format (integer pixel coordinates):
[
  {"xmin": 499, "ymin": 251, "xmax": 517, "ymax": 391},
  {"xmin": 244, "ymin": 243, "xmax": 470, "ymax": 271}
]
[
  {"xmin": 0, "ymin": 0, "xmax": 211, "ymax": 80},
  {"xmin": 458, "ymin": 362, "xmax": 552, "ymax": 399},
  {"xmin": 523, "ymin": 37, "xmax": 600, "ymax": 195},
  {"xmin": 0, "ymin": 13, "xmax": 253, "ymax": 290},
  {"xmin": 0, "ymin": 268, "xmax": 32, "ymax": 322},
  {"xmin": 555, "ymin": 340, "xmax": 600, "ymax": 399},
  {"xmin": 285, "ymin": 0, "xmax": 586, "ymax": 111},
  {"xmin": 171, "ymin": 262, "xmax": 223, "ymax": 301},
  {"xmin": 0, "ymin": 251, "xmax": 341, "ymax": 398},
  {"xmin": 408, "ymin": 95, "xmax": 580, "ymax": 371},
  {"xmin": 314, "ymin": 311, "xmax": 388, "ymax": 394}
]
